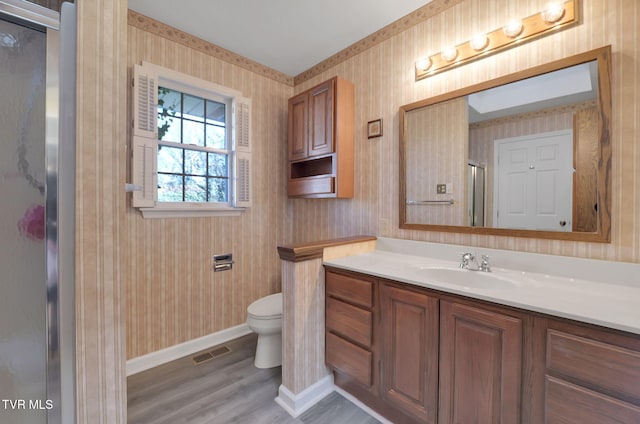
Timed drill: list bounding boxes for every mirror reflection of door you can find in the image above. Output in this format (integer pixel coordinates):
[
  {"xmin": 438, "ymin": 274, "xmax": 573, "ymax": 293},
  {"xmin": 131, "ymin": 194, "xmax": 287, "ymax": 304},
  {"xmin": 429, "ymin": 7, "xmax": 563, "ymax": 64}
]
[{"xmin": 493, "ymin": 130, "xmax": 573, "ymax": 231}]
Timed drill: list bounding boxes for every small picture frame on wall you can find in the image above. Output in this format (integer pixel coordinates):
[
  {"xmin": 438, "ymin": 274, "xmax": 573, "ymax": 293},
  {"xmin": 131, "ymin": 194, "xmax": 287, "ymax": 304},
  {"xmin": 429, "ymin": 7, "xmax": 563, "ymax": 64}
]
[{"xmin": 367, "ymin": 119, "xmax": 383, "ymax": 139}]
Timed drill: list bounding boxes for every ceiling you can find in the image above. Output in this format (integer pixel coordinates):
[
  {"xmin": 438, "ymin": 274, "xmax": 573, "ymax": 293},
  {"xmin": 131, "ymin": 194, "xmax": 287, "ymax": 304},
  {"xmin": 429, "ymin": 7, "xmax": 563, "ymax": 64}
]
[
  {"xmin": 127, "ymin": 0, "xmax": 432, "ymax": 77},
  {"xmin": 467, "ymin": 61, "xmax": 598, "ymax": 123}
]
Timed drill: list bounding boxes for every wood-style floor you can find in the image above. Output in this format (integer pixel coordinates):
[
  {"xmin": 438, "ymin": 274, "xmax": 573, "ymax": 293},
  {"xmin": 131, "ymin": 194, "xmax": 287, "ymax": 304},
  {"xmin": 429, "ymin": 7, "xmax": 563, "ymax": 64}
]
[{"xmin": 127, "ymin": 334, "xmax": 381, "ymax": 424}]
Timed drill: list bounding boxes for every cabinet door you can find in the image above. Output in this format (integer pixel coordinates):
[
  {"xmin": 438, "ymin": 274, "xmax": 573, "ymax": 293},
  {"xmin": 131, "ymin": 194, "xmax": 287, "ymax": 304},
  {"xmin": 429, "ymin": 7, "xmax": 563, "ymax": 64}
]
[
  {"xmin": 381, "ymin": 282, "xmax": 439, "ymax": 424},
  {"xmin": 288, "ymin": 91, "xmax": 308, "ymax": 160},
  {"xmin": 439, "ymin": 301, "xmax": 522, "ymax": 424},
  {"xmin": 308, "ymin": 79, "xmax": 334, "ymax": 157}
]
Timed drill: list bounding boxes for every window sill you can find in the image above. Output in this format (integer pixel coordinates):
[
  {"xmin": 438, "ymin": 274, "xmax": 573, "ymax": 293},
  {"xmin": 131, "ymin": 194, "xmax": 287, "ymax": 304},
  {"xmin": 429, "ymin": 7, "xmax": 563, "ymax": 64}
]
[{"xmin": 139, "ymin": 204, "xmax": 245, "ymax": 219}]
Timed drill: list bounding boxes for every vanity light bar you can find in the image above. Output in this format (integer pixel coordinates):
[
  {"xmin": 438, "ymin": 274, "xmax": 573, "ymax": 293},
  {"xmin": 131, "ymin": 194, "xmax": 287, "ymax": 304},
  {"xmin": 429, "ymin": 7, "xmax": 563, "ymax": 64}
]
[{"xmin": 415, "ymin": 0, "xmax": 578, "ymax": 81}]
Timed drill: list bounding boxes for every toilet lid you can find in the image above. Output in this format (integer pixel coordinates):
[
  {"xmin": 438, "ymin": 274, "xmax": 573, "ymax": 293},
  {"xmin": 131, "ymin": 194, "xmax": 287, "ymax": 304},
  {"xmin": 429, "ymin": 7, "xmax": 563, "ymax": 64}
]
[{"xmin": 248, "ymin": 293, "xmax": 282, "ymax": 319}]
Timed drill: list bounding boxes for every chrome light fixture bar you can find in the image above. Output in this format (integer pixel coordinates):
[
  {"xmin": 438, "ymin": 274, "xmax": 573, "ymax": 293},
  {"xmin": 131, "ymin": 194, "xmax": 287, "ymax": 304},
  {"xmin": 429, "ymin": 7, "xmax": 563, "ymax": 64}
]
[{"xmin": 415, "ymin": 0, "xmax": 577, "ymax": 81}]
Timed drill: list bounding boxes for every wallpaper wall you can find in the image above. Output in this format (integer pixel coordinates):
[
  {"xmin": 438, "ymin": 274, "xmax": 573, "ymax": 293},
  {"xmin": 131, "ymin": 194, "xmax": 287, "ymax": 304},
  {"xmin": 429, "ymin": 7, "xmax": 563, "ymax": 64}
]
[
  {"xmin": 125, "ymin": 18, "xmax": 291, "ymax": 359},
  {"xmin": 405, "ymin": 97, "xmax": 468, "ymax": 225},
  {"xmin": 288, "ymin": 0, "xmax": 640, "ymax": 263},
  {"xmin": 75, "ymin": 0, "xmax": 127, "ymax": 422}
]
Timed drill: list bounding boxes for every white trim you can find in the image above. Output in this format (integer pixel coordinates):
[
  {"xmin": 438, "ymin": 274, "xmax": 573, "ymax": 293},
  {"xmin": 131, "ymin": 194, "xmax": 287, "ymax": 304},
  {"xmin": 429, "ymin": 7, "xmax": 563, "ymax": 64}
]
[
  {"xmin": 139, "ymin": 205, "xmax": 245, "ymax": 219},
  {"xmin": 126, "ymin": 323, "xmax": 252, "ymax": 376},
  {"xmin": 333, "ymin": 386, "xmax": 394, "ymax": 424},
  {"xmin": 158, "ymin": 139, "xmax": 230, "ymax": 155},
  {"xmin": 142, "ymin": 60, "xmax": 241, "ymax": 99},
  {"xmin": 274, "ymin": 375, "xmax": 334, "ymax": 418}
]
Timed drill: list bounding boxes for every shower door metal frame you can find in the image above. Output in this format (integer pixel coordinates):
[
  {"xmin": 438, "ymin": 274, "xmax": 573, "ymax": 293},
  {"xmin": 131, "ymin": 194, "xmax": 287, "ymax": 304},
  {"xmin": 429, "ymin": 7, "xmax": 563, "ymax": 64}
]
[{"xmin": 0, "ymin": 1, "xmax": 76, "ymax": 424}]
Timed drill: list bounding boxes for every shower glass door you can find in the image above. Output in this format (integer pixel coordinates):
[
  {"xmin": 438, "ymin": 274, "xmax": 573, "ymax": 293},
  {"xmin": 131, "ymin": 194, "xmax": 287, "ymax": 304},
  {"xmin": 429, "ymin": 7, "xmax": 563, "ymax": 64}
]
[{"xmin": 0, "ymin": 17, "xmax": 48, "ymax": 424}]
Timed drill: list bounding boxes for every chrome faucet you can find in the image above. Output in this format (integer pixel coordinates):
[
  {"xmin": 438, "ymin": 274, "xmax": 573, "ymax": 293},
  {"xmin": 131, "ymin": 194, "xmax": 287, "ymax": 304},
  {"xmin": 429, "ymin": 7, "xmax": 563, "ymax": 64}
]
[
  {"xmin": 459, "ymin": 252, "xmax": 475, "ymax": 269},
  {"xmin": 479, "ymin": 255, "xmax": 491, "ymax": 272},
  {"xmin": 459, "ymin": 252, "xmax": 491, "ymax": 272}
]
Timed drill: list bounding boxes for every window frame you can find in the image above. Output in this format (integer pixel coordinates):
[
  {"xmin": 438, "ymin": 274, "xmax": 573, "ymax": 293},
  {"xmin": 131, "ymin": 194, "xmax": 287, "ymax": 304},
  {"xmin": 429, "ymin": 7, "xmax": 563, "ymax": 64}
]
[
  {"xmin": 131, "ymin": 62, "xmax": 251, "ymax": 218},
  {"xmin": 156, "ymin": 80, "xmax": 233, "ymax": 206}
]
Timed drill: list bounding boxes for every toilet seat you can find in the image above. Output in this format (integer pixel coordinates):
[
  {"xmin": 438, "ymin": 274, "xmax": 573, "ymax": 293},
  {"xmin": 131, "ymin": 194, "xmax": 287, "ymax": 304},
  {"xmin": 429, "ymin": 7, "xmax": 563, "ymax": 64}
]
[{"xmin": 247, "ymin": 293, "xmax": 282, "ymax": 320}]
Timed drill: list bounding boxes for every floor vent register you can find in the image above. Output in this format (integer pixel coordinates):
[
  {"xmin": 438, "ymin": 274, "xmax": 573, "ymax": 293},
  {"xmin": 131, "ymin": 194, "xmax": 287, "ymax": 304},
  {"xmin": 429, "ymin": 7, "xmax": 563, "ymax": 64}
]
[{"xmin": 192, "ymin": 345, "xmax": 232, "ymax": 365}]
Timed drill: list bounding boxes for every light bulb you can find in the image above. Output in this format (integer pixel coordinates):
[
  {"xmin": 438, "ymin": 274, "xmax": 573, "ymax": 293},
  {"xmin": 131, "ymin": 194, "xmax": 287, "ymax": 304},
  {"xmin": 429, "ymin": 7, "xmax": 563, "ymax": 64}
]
[
  {"xmin": 541, "ymin": 2, "xmax": 565, "ymax": 23},
  {"xmin": 416, "ymin": 58, "xmax": 432, "ymax": 72},
  {"xmin": 503, "ymin": 19, "xmax": 524, "ymax": 37},
  {"xmin": 470, "ymin": 33, "xmax": 488, "ymax": 51},
  {"xmin": 441, "ymin": 46, "xmax": 458, "ymax": 62}
]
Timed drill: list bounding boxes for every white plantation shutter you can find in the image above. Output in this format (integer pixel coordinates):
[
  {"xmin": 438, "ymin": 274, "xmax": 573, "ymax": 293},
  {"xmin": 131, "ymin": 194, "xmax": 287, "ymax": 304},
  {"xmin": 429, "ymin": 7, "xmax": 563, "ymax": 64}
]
[
  {"xmin": 233, "ymin": 96, "xmax": 251, "ymax": 207},
  {"xmin": 131, "ymin": 136, "xmax": 157, "ymax": 207},
  {"xmin": 131, "ymin": 64, "xmax": 158, "ymax": 207},
  {"xmin": 234, "ymin": 96, "xmax": 251, "ymax": 152},
  {"xmin": 132, "ymin": 64, "xmax": 158, "ymax": 138},
  {"xmin": 234, "ymin": 151, "xmax": 251, "ymax": 208}
]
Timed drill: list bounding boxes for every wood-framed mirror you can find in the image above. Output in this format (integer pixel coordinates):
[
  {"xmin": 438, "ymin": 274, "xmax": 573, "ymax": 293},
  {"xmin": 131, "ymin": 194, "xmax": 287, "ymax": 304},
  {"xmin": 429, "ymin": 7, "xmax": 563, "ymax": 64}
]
[{"xmin": 399, "ymin": 46, "xmax": 611, "ymax": 242}]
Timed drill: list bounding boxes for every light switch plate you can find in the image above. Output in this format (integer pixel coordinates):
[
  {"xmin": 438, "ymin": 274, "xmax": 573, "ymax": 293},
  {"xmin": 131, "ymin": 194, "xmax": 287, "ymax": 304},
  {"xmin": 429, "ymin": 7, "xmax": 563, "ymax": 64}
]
[{"xmin": 437, "ymin": 184, "xmax": 446, "ymax": 194}]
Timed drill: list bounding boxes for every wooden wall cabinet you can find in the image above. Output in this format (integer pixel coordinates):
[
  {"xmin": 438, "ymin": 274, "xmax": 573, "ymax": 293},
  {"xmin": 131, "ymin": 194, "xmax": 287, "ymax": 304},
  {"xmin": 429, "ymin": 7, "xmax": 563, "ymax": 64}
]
[
  {"xmin": 324, "ymin": 266, "xmax": 640, "ymax": 424},
  {"xmin": 287, "ymin": 77, "xmax": 354, "ymax": 198}
]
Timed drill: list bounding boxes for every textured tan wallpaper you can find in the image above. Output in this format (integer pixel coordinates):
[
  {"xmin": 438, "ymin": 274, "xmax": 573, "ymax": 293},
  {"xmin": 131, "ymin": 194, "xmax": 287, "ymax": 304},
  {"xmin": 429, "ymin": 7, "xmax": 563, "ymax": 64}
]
[
  {"xmin": 125, "ymin": 24, "xmax": 291, "ymax": 359},
  {"xmin": 76, "ymin": 0, "xmax": 127, "ymax": 422},
  {"xmin": 288, "ymin": 0, "xmax": 640, "ymax": 263},
  {"xmin": 405, "ymin": 97, "xmax": 468, "ymax": 225}
]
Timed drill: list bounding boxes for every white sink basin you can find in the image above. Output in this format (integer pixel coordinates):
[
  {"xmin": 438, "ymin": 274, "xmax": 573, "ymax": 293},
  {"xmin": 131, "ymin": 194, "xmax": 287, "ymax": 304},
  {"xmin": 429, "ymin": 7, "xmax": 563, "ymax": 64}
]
[{"xmin": 418, "ymin": 267, "xmax": 520, "ymax": 290}]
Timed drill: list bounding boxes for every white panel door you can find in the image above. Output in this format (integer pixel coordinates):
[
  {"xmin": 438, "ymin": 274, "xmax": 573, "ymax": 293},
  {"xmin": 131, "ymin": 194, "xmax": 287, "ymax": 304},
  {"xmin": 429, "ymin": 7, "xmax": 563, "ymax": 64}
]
[{"xmin": 494, "ymin": 130, "xmax": 573, "ymax": 231}]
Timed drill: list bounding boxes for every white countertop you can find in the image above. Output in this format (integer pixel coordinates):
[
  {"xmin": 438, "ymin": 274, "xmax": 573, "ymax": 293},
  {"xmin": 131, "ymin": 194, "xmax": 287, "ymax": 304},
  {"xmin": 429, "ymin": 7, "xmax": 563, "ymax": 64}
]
[{"xmin": 324, "ymin": 239, "xmax": 640, "ymax": 335}]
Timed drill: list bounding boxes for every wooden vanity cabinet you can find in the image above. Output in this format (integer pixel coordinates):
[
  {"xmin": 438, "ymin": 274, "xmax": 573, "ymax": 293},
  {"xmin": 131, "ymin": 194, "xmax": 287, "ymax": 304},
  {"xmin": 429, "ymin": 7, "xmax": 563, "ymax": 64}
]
[
  {"xmin": 325, "ymin": 270, "xmax": 377, "ymax": 391},
  {"xmin": 287, "ymin": 77, "xmax": 354, "ymax": 198},
  {"xmin": 439, "ymin": 300, "xmax": 523, "ymax": 424},
  {"xmin": 380, "ymin": 281, "xmax": 439, "ymax": 424},
  {"xmin": 324, "ymin": 266, "xmax": 640, "ymax": 424},
  {"xmin": 326, "ymin": 267, "xmax": 525, "ymax": 424},
  {"xmin": 543, "ymin": 319, "xmax": 640, "ymax": 423}
]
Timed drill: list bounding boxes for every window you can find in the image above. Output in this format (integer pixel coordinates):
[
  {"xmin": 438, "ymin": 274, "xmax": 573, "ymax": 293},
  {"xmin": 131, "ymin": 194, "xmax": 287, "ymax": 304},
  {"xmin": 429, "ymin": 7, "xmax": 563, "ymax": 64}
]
[
  {"xmin": 157, "ymin": 87, "xmax": 231, "ymax": 203},
  {"xmin": 131, "ymin": 62, "xmax": 251, "ymax": 218}
]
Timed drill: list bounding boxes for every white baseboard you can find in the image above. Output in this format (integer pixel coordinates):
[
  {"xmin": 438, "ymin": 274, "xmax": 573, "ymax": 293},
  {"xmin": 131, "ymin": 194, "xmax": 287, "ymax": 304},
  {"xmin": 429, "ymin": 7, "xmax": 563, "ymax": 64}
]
[
  {"xmin": 334, "ymin": 385, "xmax": 394, "ymax": 424},
  {"xmin": 126, "ymin": 323, "xmax": 252, "ymax": 376},
  {"xmin": 275, "ymin": 375, "xmax": 334, "ymax": 418}
]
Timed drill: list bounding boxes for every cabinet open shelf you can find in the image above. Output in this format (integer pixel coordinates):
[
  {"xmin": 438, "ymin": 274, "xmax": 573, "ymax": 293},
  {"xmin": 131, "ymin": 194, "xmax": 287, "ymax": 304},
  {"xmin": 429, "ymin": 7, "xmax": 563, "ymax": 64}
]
[{"xmin": 290, "ymin": 155, "xmax": 334, "ymax": 179}]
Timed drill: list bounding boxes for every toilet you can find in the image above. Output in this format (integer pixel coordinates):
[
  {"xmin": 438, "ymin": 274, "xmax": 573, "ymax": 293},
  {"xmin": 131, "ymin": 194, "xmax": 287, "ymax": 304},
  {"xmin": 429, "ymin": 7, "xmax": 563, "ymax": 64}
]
[{"xmin": 246, "ymin": 292, "xmax": 283, "ymax": 368}]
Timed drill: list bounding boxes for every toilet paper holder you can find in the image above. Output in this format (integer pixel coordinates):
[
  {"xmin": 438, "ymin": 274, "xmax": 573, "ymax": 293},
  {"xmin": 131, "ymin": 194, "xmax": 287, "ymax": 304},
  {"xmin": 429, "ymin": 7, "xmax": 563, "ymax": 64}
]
[{"xmin": 213, "ymin": 253, "xmax": 234, "ymax": 272}]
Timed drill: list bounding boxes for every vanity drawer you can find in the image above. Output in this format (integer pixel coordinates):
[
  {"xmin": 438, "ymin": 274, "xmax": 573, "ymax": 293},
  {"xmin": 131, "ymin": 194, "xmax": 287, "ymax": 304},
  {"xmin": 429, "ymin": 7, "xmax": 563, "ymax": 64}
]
[
  {"xmin": 326, "ymin": 270, "xmax": 373, "ymax": 309},
  {"xmin": 326, "ymin": 297, "xmax": 372, "ymax": 347},
  {"xmin": 326, "ymin": 332, "xmax": 372, "ymax": 387},
  {"xmin": 545, "ymin": 376, "xmax": 640, "ymax": 423},
  {"xmin": 546, "ymin": 329, "xmax": 640, "ymax": 402}
]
